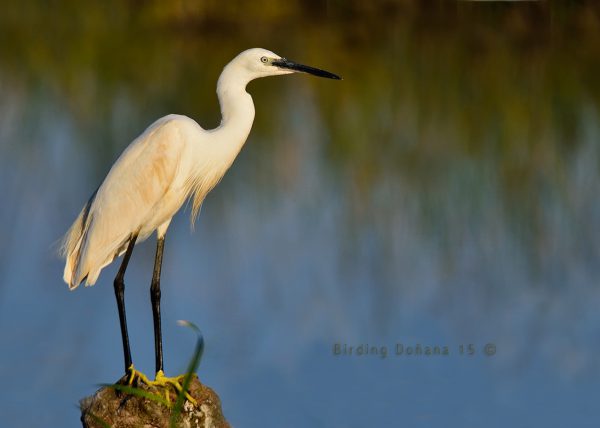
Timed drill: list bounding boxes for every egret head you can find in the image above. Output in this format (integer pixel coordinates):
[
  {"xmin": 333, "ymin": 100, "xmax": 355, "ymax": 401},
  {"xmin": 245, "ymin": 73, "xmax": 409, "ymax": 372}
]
[{"xmin": 222, "ymin": 48, "xmax": 341, "ymax": 85}]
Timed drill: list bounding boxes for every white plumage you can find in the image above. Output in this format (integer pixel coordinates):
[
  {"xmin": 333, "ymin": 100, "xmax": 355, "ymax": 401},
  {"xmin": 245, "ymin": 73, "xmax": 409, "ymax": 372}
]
[
  {"xmin": 62, "ymin": 114, "xmax": 220, "ymax": 287},
  {"xmin": 61, "ymin": 48, "xmax": 340, "ymax": 290}
]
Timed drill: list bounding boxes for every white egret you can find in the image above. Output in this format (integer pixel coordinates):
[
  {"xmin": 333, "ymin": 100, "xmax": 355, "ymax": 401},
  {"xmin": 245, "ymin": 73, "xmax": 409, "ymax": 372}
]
[{"xmin": 60, "ymin": 48, "xmax": 340, "ymax": 388}]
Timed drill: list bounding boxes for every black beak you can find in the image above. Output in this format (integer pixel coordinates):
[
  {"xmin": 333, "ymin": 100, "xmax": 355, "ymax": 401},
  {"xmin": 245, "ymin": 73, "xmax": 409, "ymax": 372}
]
[{"xmin": 272, "ymin": 58, "xmax": 341, "ymax": 80}]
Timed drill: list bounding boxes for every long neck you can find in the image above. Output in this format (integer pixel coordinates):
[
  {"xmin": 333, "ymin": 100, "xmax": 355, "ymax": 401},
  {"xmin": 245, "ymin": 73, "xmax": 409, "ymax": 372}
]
[{"xmin": 212, "ymin": 66, "xmax": 256, "ymax": 156}]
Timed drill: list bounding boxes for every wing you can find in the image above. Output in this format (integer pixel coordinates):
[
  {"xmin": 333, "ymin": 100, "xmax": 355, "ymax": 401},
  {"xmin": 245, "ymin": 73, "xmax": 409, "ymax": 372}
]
[{"xmin": 64, "ymin": 116, "xmax": 187, "ymax": 288}]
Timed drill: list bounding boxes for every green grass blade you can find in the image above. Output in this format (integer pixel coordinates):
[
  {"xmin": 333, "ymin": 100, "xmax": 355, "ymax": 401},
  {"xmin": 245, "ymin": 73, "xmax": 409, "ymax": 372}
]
[
  {"xmin": 86, "ymin": 411, "xmax": 112, "ymax": 428},
  {"xmin": 103, "ymin": 383, "xmax": 171, "ymax": 407},
  {"xmin": 169, "ymin": 320, "xmax": 205, "ymax": 427}
]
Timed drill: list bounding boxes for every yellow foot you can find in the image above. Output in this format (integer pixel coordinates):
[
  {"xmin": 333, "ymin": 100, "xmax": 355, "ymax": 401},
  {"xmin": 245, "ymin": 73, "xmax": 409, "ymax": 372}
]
[
  {"xmin": 127, "ymin": 364, "xmax": 154, "ymax": 386},
  {"xmin": 152, "ymin": 370, "xmax": 197, "ymax": 405},
  {"xmin": 126, "ymin": 365, "xmax": 197, "ymax": 405}
]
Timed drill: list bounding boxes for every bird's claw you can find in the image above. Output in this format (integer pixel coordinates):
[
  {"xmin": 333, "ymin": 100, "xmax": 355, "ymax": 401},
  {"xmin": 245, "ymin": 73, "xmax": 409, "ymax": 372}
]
[
  {"xmin": 152, "ymin": 370, "xmax": 197, "ymax": 405},
  {"xmin": 127, "ymin": 364, "xmax": 153, "ymax": 386},
  {"xmin": 125, "ymin": 365, "xmax": 196, "ymax": 405}
]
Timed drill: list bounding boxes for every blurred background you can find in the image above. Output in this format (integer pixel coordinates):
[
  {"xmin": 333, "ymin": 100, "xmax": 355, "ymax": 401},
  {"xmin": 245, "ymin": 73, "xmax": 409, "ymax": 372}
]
[{"xmin": 1, "ymin": 0, "xmax": 599, "ymax": 426}]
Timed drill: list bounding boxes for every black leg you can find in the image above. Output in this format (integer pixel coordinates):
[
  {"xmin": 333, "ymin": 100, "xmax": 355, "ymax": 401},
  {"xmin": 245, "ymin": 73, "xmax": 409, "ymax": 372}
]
[
  {"xmin": 151, "ymin": 235, "xmax": 166, "ymax": 374},
  {"xmin": 114, "ymin": 234, "xmax": 138, "ymax": 374}
]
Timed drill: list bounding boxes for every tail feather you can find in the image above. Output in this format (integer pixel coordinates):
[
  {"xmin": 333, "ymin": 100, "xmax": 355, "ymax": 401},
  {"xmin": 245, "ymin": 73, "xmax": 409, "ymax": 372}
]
[{"xmin": 61, "ymin": 190, "xmax": 97, "ymax": 289}]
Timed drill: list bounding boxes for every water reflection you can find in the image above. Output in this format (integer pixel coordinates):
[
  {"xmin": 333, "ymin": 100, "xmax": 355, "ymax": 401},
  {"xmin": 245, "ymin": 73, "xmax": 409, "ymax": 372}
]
[{"xmin": 1, "ymin": 2, "xmax": 599, "ymax": 427}]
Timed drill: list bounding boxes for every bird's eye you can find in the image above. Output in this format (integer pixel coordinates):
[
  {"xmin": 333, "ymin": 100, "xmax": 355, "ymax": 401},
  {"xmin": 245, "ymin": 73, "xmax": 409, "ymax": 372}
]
[{"xmin": 260, "ymin": 56, "xmax": 269, "ymax": 64}]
